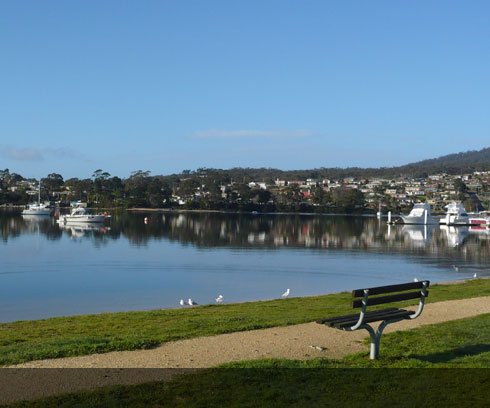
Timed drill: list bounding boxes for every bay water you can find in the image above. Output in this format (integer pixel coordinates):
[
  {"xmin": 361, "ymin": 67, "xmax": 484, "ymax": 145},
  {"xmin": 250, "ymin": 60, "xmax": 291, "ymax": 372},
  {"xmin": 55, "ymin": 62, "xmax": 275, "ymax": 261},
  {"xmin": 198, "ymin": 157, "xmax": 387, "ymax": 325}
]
[{"xmin": 1, "ymin": 210, "xmax": 489, "ymax": 322}]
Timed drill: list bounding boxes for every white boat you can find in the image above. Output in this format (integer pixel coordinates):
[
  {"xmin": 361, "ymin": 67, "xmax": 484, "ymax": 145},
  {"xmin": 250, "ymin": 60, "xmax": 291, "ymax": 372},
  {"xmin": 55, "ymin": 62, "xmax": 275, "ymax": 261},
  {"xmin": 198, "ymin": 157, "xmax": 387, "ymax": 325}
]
[
  {"xmin": 399, "ymin": 203, "xmax": 437, "ymax": 225},
  {"xmin": 440, "ymin": 202, "xmax": 469, "ymax": 226},
  {"xmin": 57, "ymin": 205, "xmax": 107, "ymax": 224},
  {"xmin": 467, "ymin": 210, "xmax": 489, "ymax": 227},
  {"xmin": 22, "ymin": 181, "xmax": 52, "ymax": 216}
]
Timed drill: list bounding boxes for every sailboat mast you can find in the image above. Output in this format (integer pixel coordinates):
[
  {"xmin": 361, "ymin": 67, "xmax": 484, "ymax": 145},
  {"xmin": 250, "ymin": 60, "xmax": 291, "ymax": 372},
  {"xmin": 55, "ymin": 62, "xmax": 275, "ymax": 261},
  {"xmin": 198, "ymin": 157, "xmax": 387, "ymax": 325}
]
[{"xmin": 38, "ymin": 180, "xmax": 41, "ymax": 204}]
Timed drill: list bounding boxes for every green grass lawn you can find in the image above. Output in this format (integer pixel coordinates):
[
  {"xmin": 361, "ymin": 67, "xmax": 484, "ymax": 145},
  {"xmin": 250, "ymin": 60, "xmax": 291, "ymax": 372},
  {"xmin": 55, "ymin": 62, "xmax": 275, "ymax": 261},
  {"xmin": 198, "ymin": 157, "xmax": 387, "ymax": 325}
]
[
  {"xmin": 4, "ymin": 313, "xmax": 490, "ymax": 408},
  {"xmin": 224, "ymin": 312, "xmax": 490, "ymax": 368},
  {"xmin": 1, "ymin": 279, "xmax": 489, "ymax": 366}
]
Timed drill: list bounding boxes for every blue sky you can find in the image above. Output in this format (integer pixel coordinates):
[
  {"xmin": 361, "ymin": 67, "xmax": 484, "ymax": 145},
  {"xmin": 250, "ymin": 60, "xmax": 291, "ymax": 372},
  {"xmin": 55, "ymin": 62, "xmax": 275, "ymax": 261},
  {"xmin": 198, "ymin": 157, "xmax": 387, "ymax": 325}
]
[{"xmin": 1, "ymin": 0, "xmax": 490, "ymax": 179}]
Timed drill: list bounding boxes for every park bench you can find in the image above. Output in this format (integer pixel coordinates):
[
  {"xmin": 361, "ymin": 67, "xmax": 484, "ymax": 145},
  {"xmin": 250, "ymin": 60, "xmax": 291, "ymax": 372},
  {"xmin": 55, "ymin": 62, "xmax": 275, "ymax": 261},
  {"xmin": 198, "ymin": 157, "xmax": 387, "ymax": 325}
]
[{"xmin": 316, "ymin": 280, "xmax": 430, "ymax": 359}]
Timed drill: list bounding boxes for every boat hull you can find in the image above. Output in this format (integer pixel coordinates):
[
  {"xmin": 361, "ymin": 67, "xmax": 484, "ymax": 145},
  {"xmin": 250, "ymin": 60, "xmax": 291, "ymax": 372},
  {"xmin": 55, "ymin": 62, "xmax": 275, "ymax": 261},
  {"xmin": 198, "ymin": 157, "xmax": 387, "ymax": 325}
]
[
  {"xmin": 399, "ymin": 214, "xmax": 437, "ymax": 225},
  {"xmin": 59, "ymin": 215, "xmax": 106, "ymax": 223},
  {"xmin": 439, "ymin": 215, "xmax": 470, "ymax": 226},
  {"xmin": 22, "ymin": 209, "xmax": 52, "ymax": 215}
]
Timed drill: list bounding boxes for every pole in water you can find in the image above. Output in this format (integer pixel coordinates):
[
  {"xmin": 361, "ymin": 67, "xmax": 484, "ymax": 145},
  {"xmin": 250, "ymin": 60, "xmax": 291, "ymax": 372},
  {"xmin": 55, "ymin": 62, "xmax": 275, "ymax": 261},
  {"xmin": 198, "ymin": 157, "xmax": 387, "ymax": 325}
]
[
  {"xmin": 388, "ymin": 211, "xmax": 392, "ymax": 223},
  {"xmin": 424, "ymin": 209, "xmax": 428, "ymax": 225}
]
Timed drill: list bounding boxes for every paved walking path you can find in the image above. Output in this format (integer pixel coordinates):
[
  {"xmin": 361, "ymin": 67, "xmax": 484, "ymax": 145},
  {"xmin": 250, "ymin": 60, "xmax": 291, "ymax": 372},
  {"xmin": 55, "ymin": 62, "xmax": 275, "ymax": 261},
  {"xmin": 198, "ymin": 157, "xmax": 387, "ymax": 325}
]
[{"xmin": 2, "ymin": 296, "xmax": 490, "ymax": 404}]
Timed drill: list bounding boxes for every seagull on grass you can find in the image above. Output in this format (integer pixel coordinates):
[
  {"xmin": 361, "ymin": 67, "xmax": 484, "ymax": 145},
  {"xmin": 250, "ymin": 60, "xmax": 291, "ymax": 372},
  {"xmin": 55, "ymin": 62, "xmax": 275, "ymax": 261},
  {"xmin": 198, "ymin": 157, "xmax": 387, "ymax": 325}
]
[
  {"xmin": 180, "ymin": 299, "xmax": 188, "ymax": 306},
  {"xmin": 282, "ymin": 289, "xmax": 290, "ymax": 298},
  {"xmin": 474, "ymin": 273, "xmax": 478, "ymax": 279},
  {"xmin": 188, "ymin": 298, "xmax": 198, "ymax": 306},
  {"xmin": 216, "ymin": 295, "xmax": 224, "ymax": 303}
]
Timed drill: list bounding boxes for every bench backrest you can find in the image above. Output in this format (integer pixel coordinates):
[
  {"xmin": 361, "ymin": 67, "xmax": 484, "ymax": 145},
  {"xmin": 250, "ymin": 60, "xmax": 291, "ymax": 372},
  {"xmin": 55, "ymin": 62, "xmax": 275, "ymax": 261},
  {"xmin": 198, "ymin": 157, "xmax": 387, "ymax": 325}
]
[{"xmin": 351, "ymin": 281, "xmax": 430, "ymax": 308}]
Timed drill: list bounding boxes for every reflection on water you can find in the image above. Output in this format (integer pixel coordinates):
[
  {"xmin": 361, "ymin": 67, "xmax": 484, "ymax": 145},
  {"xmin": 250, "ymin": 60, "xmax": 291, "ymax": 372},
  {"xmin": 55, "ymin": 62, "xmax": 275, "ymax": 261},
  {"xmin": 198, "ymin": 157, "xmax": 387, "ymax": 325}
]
[
  {"xmin": 440, "ymin": 225, "xmax": 469, "ymax": 248},
  {"xmin": 5, "ymin": 211, "xmax": 490, "ymax": 259},
  {"xmin": 401, "ymin": 225, "xmax": 433, "ymax": 247},
  {"xmin": 1, "ymin": 210, "xmax": 489, "ymax": 322},
  {"xmin": 3, "ymin": 210, "xmax": 490, "ymax": 266},
  {"xmin": 58, "ymin": 222, "xmax": 109, "ymax": 241}
]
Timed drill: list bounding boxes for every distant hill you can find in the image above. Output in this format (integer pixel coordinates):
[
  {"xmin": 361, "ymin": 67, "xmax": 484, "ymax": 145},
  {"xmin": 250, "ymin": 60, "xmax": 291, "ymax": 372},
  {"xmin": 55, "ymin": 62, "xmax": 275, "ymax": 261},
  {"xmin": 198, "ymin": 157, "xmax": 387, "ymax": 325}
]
[
  {"xmin": 392, "ymin": 147, "xmax": 490, "ymax": 178},
  {"xmin": 162, "ymin": 147, "xmax": 490, "ymax": 182},
  {"xmin": 406, "ymin": 147, "xmax": 490, "ymax": 168}
]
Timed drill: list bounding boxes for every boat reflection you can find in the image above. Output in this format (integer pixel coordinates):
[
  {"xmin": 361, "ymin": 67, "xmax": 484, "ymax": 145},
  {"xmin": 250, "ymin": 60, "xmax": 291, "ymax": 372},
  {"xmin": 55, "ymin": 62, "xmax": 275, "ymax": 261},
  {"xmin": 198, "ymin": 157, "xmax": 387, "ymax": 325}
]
[
  {"xmin": 58, "ymin": 222, "xmax": 109, "ymax": 240},
  {"xmin": 22, "ymin": 214, "xmax": 51, "ymax": 222},
  {"xmin": 401, "ymin": 225, "xmax": 434, "ymax": 247},
  {"xmin": 440, "ymin": 225, "xmax": 469, "ymax": 248}
]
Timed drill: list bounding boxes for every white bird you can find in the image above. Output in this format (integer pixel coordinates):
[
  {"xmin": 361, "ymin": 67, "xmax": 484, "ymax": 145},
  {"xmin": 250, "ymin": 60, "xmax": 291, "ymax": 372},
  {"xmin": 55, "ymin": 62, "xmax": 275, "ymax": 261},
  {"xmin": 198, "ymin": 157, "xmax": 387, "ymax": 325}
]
[
  {"xmin": 282, "ymin": 288, "xmax": 290, "ymax": 298},
  {"xmin": 188, "ymin": 298, "xmax": 198, "ymax": 306},
  {"xmin": 180, "ymin": 299, "xmax": 188, "ymax": 306},
  {"xmin": 413, "ymin": 277, "xmax": 419, "ymax": 282},
  {"xmin": 216, "ymin": 295, "xmax": 224, "ymax": 303},
  {"xmin": 453, "ymin": 265, "xmax": 459, "ymax": 272},
  {"xmin": 474, "ymin": 273, "xmax": 478, "ymax": 279}
]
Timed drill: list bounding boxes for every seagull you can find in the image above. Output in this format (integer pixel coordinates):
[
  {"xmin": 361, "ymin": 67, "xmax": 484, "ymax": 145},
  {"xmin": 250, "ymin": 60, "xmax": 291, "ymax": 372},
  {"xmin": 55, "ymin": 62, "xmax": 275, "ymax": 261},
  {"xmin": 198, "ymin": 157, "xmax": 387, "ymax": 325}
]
[
  {"xmin": 179, "ymin": 299, "xmax": 188, "ymax": 306},
  {"xmin": 413, "ymin": 277, "xmax": 419, "ymax": 282},
  {"xmin": 474, "ymin": 273, "xmax": 478, "ymax": 279},
  {"xmin": 188, "ymin": 298, "xmax": 198, "ymax": 306},
  {"xmin": 453, "ymin": 265, "xmax": 459, "ymax": 272},
  {"xmin": 216, "ymin": 295, "xmax": 224, "ymax": 303},
  {"xmin": 282, "ymin": 289, "xmax": 290, "ymax": 298}
]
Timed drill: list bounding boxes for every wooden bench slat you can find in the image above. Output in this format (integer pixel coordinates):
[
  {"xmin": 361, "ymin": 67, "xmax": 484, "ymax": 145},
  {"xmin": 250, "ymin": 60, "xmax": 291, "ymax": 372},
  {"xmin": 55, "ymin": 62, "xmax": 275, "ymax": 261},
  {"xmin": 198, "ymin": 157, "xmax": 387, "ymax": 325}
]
[
  {"xmin": 332, "ymin": 309, "xmax": 415, "ymax": 329},
  {"xmin": 316, "ymin": 308, "xmax": 399, "ymax": 325},
  {"xmin": 351, "ymin": 290, "xmax": 428, "ymax": 308},
  {"xmin": 318, "ymin": 308, "xmax": 411, "ymax": 327},
  {"xmin": 351, "ymin": 280, "xmax": 430, "ymax": 297}
]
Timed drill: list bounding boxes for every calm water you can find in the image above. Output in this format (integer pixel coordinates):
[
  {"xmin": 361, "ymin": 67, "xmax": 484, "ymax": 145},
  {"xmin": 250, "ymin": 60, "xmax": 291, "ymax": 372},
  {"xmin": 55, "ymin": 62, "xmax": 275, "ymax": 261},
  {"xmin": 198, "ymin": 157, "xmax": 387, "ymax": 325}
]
[{"xmin": 1, "ymin": 210, "xmax": 489, "ymax": 322}]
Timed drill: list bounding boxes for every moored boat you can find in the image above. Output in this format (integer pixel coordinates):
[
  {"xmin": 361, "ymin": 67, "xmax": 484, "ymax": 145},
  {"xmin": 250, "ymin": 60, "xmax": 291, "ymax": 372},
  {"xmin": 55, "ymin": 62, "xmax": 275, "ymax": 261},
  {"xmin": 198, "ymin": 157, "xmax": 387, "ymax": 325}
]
[
  {"xmin": 399, "ymin": 203, "xmax": 437, "ymax": 225},
  {"xmin": 467, "ymin": 210, "xmax": 489, "ymax": 227},
  {"xmin": 439, "ymin": 202, "xmax": 469, "ymax": 226},
  {"xmin": 22, "ymin": 181, "xmax": 52, "ymax": 216},
  {"xmin": 57, "ymin": 205, "xmax": 108, "ymax": 224}
]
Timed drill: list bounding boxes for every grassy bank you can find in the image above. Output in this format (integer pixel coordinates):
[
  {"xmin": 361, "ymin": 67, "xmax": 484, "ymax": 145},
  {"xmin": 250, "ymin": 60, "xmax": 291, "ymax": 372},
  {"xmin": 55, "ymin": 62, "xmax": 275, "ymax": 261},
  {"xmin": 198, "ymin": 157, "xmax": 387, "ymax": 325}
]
[
  {"xmin": 1, "ymin": 279, "xmax": 489, "ymax": 366},
  {"xmin": 5, "ymin": 313, "xmax": 490, "ymax": 407}
]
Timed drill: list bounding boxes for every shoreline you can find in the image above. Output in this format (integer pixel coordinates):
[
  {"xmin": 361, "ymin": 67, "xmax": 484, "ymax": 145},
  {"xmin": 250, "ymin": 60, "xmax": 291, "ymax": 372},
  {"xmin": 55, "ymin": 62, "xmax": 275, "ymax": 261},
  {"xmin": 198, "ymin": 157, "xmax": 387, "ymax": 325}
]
[
  {"xmin": 12, "ymin": 295, "xmax": 490, "ymax": 369},
  {"xmin": 2, "ymin": 205, "xmax": 453, "ymax": 217},
  {"xmin": 2, "ymin": 276, "xmax": 488, "ymax": 325}
]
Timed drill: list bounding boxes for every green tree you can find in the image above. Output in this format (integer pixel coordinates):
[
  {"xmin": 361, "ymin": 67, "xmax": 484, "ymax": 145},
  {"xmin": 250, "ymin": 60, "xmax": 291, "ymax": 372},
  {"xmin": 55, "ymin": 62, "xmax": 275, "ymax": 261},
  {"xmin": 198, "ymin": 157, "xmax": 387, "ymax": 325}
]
[
  {"xmin": 41, "ymin": 173, "xmax": 64, "ymax": 195},
  {"xmin": 284, "ymin": 184, "xmax": 302, "ymax": 202},
  {"xmin": 331, "ymin": 187, "xmax": 365, "ymax": 212},
  {"xmin": 454, "ymin": 179, "xmax": 468, "ymax": 200},
  {"xmin": 311, "ymin": 186, "xmax": 331, "ymax": 205}
]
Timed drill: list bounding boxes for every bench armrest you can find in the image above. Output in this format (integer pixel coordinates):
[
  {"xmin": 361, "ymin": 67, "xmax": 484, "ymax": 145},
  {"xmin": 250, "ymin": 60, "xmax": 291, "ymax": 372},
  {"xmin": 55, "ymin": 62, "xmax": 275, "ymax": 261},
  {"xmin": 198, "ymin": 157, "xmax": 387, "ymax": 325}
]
[
  {"xmin": 345, "ymin": 289, "xmax": 369, "ymax": 331},
  {"xmin": 410, "ymin": 281, "xmax": 429, "ymax": 319}
]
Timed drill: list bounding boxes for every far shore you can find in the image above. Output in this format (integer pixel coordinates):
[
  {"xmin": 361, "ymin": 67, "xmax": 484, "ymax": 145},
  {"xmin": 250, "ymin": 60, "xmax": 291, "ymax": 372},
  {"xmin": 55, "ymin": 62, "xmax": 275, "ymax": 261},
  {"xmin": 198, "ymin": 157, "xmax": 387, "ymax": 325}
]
[{"xmin": 2, "ymin": 205, "xmax": 456, "ymax": 216}]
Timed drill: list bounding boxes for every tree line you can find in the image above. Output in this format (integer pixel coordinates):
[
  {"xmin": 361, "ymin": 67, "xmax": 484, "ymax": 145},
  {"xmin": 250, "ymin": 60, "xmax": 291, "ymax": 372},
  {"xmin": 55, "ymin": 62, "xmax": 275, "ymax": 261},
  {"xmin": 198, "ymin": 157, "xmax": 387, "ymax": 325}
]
[{"xmin": 0, "ymin": 168, "xmax": 366, "ymax": 213}]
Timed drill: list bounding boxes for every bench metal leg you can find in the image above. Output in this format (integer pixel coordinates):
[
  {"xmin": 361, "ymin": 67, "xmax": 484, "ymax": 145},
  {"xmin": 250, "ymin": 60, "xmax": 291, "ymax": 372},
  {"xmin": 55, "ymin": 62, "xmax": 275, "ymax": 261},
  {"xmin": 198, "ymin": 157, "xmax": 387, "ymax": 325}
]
[
  {"xmin": 362, "ymin": 320, "xmax": 399, "ymax": 360},
  {"xmin": 363, "ymin": 325, "xmax": 379, "ymax": 360}
]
